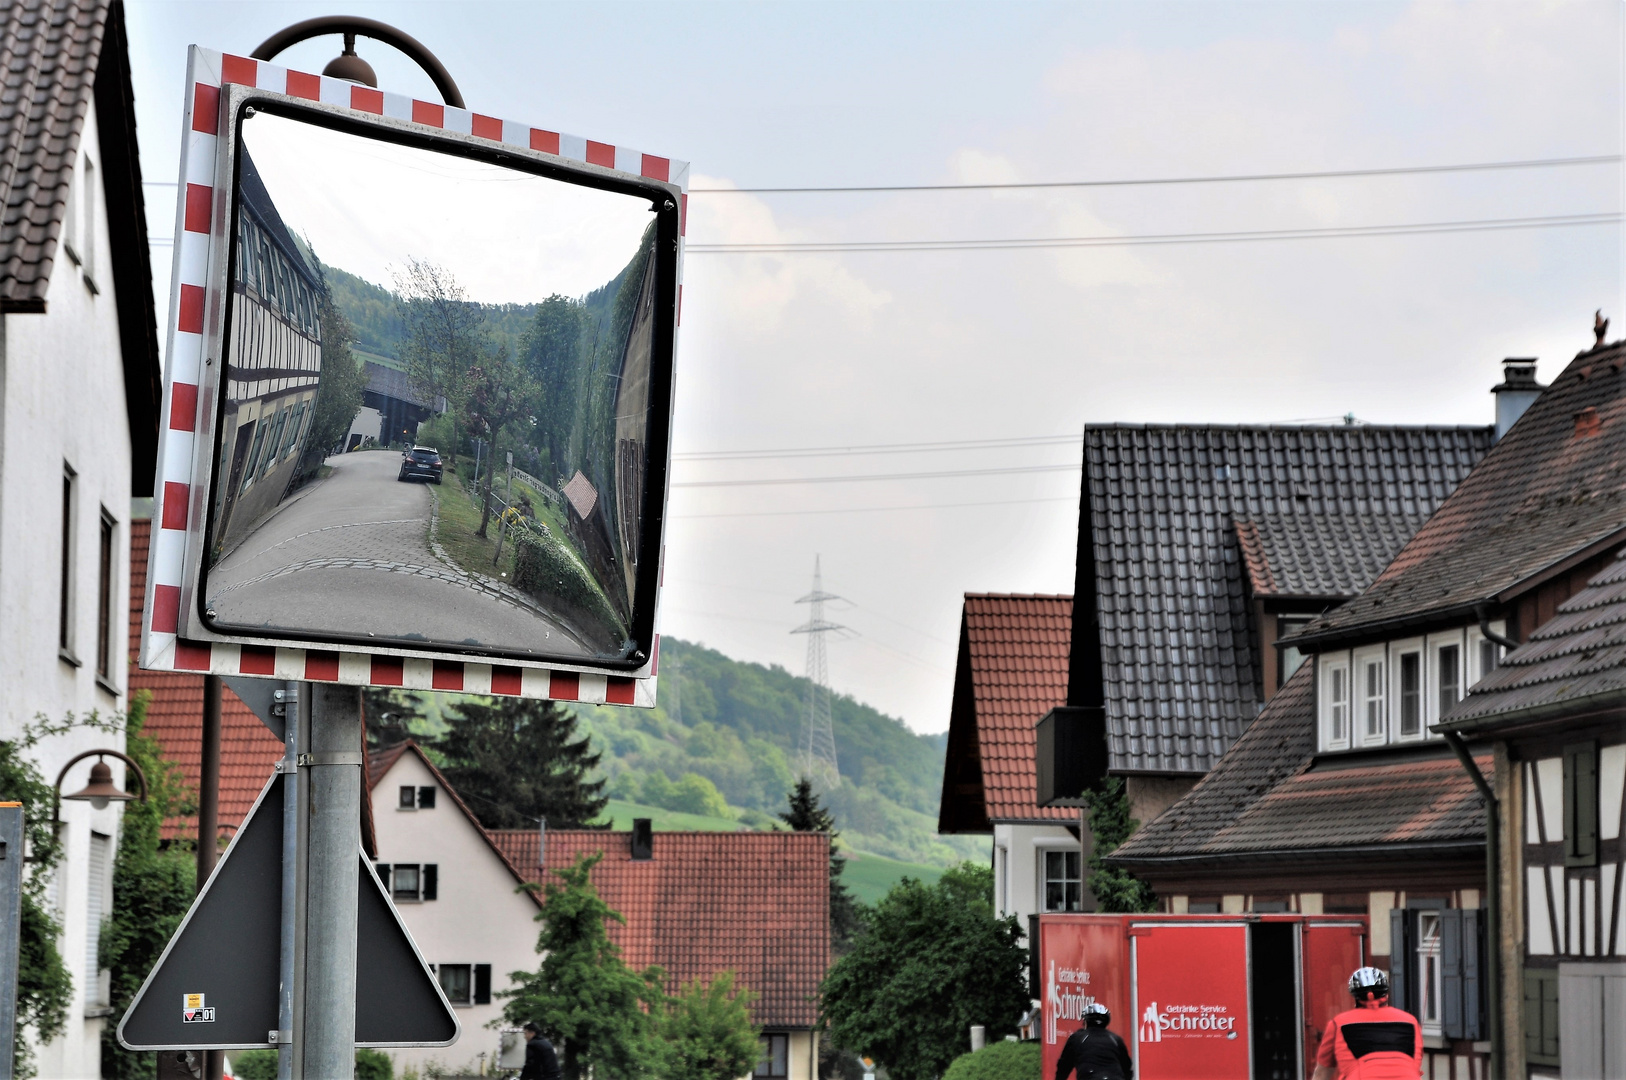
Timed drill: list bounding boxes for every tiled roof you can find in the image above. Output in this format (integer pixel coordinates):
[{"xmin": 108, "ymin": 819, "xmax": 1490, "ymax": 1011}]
[
  {"xmin": 1234, "ymin": 513, "xmax": 1430, "ymax": 599},
  {"xmin": 1110, "ymin": 663, "xmax": 1490, "ymax": 866},
  {"xmin": 0, "ymin": 0, "xmax": 103, "ymax": 310},
  {"xmin": 129, "ymin": 519, "xmax": 285, "ymax": 842},
  {"xmin": 1294, "ymin": 342, "xmax": 1626, "ymax": 647},
  {"xmin": 1082, "ymin": 423, "xmax": 1492, "ymax": 775},
  {"xmin": 491, "ymin": 828, "xmax": 829, "ymax": 1029},
  {"xmin": 1444, "ymin": 545, "xmax": 1626, "ymax": 726},
  {"xmin": 938, "ymin": 594, "xmax": 1076, "ymax": 829}
]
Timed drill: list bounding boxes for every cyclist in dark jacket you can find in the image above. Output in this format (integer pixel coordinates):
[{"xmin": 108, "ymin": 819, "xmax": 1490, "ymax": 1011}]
[
  {"xmin": 518, "ymin": 1022, "xmax": 563, "ymax": 1080},
  {"xmin": 1056, "ymin": 1003, "xmax": 1133, "ymax": 1080}
]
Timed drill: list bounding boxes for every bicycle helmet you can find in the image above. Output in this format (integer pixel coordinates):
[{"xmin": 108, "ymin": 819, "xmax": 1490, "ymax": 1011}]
[
  {"xmin": 1348, "ymin": 967, "xmax": 1389, "ymax": 1003},
  {"xmin": 1083, "ymin": 1002, "xmax": 1110, "ymax": 1028}
]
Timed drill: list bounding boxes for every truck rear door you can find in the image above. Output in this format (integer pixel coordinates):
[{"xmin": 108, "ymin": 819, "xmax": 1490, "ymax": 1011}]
[
  {"xmin": 1300, "ymin": 920, "xmax": 1367, "ymax": 1078},
  {"xmin": 1130, "ymin": 921, "xmax": 1252, "ymax": 1079}
]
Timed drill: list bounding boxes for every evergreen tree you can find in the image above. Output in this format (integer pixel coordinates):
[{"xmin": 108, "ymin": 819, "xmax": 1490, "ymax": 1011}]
[
  {"xmin": 437, "ymin": 698, "xmax": 608, "ymax": 829},
  {"xmin": 779, "ymin": 779, "xmax": 862, "ymax": 951},
  {"xmin": 101, "ymin": 692, "xmax": 198, "ymax": 1079},
  {"xmin": 502, "ymin": 852, "xmax": 665, "ymax": 1079},
  {"xmin": 820, "ymin": 863, "xmax": 1028, "ymax": 1080},
  {"xmin": 659, "ymin": 971, "xmax": 760, "ymax": 1080},
  {"xmin": 361, "ymin": 688, "xmax": 424, "ymax": 751}
]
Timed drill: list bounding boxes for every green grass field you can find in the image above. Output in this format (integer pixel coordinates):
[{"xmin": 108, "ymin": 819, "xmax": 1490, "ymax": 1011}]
[{"xmin": 598, "ymin": 798, "xmax": 746, "ymax": 833}]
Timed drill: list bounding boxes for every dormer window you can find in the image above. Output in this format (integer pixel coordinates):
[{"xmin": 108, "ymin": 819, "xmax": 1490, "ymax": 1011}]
[
  {"xmin": 1435, "ymin": 642, "xmax": 1461, "ymax": 718},
  {"xmin": 1322, "ymin": 658, "xmax": 1350, "ymax": 749},
  {"xmin": 1357, "ymin": 648, "xmax": 1387, "ymax": 745},
  {"xmin": 1394, "ymin": 641, "xmax": 1424, "ymax": 740}
]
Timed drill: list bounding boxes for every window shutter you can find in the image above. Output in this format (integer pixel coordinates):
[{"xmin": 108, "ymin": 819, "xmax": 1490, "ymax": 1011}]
[
  {"xmin": 418, "ymin": 786, "xmax": 436, "ymax": 809},
  {"xmin": 1564, "ymin": 742, "xmax": 1599, "ymax": 867},
  {"xmin": 474, "ymin": 964, "xmax": 491, "ymax": 1005},
  {"xmin": 1523, "ymin": 968, "xmax": 1560, "ymax": 1065},
  {"xmin": 1441, "ymin": 909, "xmax": 1464, "ymax": 1039},
  {"xmin": 422, "ymin": 864, "xmax": 438, "ymax": 901},
  {"xmin": 1389, "ymin": 908, "xmax": 1412, "ymax": 1015},
  {"xmin": 376, "ymin": 863, "xmax": 390, "ymax": 887},
  {"xmin": 1460, "ymin": 910, "xmax": 1482, "ymax": 1041}
]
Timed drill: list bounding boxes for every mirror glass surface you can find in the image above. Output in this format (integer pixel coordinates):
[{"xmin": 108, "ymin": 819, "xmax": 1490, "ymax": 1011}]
[{"xmin": 203, "ymin": 108, "xmax": 663, "ymax": 663}]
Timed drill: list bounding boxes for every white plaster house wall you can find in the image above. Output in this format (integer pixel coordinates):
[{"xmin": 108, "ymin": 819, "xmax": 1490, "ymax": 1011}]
[
  {"xmin": 0, "ymin": 100, "xmax": 136, "ymax": 1080},
  {"xmin": 993, "ymin": 822, "xmax": 1090, "ymax": 924},
  {"xmin": 369, "ymin": 749, "xmax": 542, "ymax": 1077}
]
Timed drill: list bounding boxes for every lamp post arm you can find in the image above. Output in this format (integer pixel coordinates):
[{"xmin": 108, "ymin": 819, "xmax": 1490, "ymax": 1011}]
[
  {"xmin": 249, "ymin": 17, "xmax": 465, "ymax": 108},
  {"xmin": 52, "ymin": 749, "xmax": 150, "ymax": 824}
]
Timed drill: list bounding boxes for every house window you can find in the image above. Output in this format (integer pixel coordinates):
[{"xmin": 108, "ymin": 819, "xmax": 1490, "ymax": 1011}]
[
  {"xmin": 96, "ymin": 510, "xmax": 115, "ymax": 682},
  {"xmin": 1278, "ymin": 617, "xmax": 1311, "ymax": 688},
  {"xmin": 81, "ymin": 157, "xmax": 97, "ymax": 289},
  {"xmin": 378, "ymin": 863, "xmax": 439, "ymax": 902},
  {"xmin": 86, "ymin": 832, "xmax": 110, "ymax": 1004},
  {"xmin": 1042, "ymin": 850, "xmax": 1082, "ymax": 913},
  {"xmin": 1417, "ymin": 911, "xmax": 1443, "ymax": 1036},
  {"xmin": 1397, "ymin": 650, "xmax": 1422, "ymax": 739},
  {"xmin": 1436, "ymin": 642, "xmax": 1461, "ymax": 719},
  {"xmin": 59, "ymin": 465, "xmax": 77, "ymax": 659},
  {"xmin": 1359, "ymin": 653, "xmax": 1386, "ymax": 744},
  {"xmin": 438, "ymin": 963, "xmax": 471, "ymax": 1005},
  {"xmin": 755, "ymin": 1034, "xmax": 789, "ymax": 1078},
  {"xmin": 1187, "ymin": 899, "xmax": 1220, "ymax": 914},
  {"xmin": 1323, "ymin": 658, "xmax": 1350, "ymax": 749},
  {"xmin": 1563, "ymin": 742, "xmax": 1599, "ymax": 868},
  {"xmin": 399, "ymin": 786, "xmax": 417, "ymax": 810},
  {"xmin": 1478, "ymin": 640, "xmax": 1498, "ymax": 680}
]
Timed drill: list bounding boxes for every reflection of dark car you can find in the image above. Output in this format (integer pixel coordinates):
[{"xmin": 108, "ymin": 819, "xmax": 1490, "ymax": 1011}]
[{"xmin": 398, "ymin": 447, "xmax": 443, "ymax": 484}]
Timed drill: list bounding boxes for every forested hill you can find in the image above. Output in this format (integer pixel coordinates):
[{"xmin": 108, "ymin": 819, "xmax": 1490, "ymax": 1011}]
[{"xmin": 568, "ymin": 638, "xmax": 981, "ymax": 867}]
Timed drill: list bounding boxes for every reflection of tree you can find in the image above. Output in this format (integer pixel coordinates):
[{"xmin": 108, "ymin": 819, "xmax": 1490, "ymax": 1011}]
[
  {"xmin": 298, "ymin": 269, "xmax": 366, "ymax": 475},
  {"xmin": 395, "ymin": 257, "xmax": 488, "ymax": 467},
  {"xmin": 521, "ymin": 295, "xmax": 589, "ymax": 481},
  {"xmin": 464, "ymin": 342, "xmax": 540, "ymax": 538}
]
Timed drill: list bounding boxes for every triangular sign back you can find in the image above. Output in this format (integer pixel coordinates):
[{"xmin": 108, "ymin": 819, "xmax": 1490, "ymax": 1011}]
[{"xmin": 118, "ymin": 775, "xmax": 459, "ymax": 1050}]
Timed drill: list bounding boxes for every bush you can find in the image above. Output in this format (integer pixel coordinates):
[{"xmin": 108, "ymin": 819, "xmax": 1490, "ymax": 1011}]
[
  {"xmin": 510, "ymin": 525, "xmax": 627, "ymax": 643},
  {"xmin": 230, "ymin": 1048, "xmax": 391, "ymax": 1080},
  {"xmin": 942, "ymin": 1041, "xmax": 1040, "ymax": 1080}
]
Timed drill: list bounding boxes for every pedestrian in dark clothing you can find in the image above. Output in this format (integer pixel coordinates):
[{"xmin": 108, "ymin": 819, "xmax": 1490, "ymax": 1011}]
[
  {"xmin": 1055, "ymin": 1003, "xmax": 1133, "ymax": 1080},
  {"xmin": 518, "ymin": 1021, "xmax": 563, "ymax": 1080}
]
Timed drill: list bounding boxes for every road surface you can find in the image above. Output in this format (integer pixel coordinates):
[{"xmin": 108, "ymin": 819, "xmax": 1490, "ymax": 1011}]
[{"xmin": 206, "ymin": 450, "xmax": 591, "ymax": 660}]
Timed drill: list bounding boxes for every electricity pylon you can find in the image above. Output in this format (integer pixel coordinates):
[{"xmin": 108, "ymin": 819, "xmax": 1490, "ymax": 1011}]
[{"xmin": 791, "ymin": 556, "xmax": 843, "ymax": 790}]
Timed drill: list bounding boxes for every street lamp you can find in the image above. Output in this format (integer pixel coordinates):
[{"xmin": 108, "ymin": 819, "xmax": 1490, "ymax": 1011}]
[{"xmin": 53, "ymin": 750, "xmax": 147, "ymax": 822}]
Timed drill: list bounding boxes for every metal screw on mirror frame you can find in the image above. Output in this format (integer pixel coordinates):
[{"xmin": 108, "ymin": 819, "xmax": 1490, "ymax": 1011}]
[
  {"xmin": 206, "ymin": 608, "xmax": 217, "ymax": 619},
  {"xmin": 244, "ymin": 106, "xmax": 257, "ymax": 118}
]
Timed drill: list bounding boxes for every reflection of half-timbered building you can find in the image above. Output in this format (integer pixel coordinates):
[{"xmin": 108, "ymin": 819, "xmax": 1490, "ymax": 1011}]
[
  {"xmin": 211, "ymin": 150, "xmax": 322, "ymax": 555},
  {"xmin": 612, "ymin": 237, "xmax": 657, "ymax": 614}
]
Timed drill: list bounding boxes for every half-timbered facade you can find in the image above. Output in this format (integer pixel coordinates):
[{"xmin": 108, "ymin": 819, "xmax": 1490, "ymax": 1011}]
[
  {"xmin": 1441, "ymin": 545, "xmax": 1626, "ymax": 1079},
  {"xmin": 211, "ymin": 149, "xmax": 323, "ymax": 554}
]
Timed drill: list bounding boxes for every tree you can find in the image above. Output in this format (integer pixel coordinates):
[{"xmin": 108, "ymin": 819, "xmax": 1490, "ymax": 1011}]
[
  {"xmin": 461, "ymin": 341, "xmax": 540, "ymax": 537},
  {"xmin": 298, "ymin": 270, "xmax": 367, "ymax": 472},
  {"xmin": 659, "ymin": 971, "xmax": 760, "ymax": 1080},
  {"xmin": 1081, "ymin": 778, "xmax": 1156, "ymax": 913},
  {"xmin": 101, "ymin": 692, "xmax": 198, "ymax": 1080},
  {"xmin": 436, "ymin": 698, "xmax": 608, "ymax": 829},
  {"xmin": 361, "ymin": 687, "xmax": 427, "ymax": 751},
  {"xmin": 820, "ymin": 864, "xmax": 1028, "ymax": 1080},
  {"xmin": 395, "ymin": 258, "xmax": 488, "ymax": 466},
  {"xmin": 502, "ymin": 852, "xmax": 665, "ymax": 1079},
  {"xmin": 520, "ymin": 294, "xmax": 588, "ymax": 478},
  {"xmin": 779, "ymin": 779, "xmax": 862, "ymax": 951}
]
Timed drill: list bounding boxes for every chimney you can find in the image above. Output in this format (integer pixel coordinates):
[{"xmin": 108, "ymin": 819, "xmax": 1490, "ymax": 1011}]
[
  {"xmin": 630, "ymin": 818, "xmax": 653, "ymax": 860},
  {"xmin": 1492, "ymin": 358, "xmax": 1544, "ymax": 441}
]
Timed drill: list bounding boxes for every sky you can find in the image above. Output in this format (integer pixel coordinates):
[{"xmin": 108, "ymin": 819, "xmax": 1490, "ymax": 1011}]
[
  {"xmin": 242, "ymin": 110, "xmax": 654, "ymax": 301},
  {"xmin": 126, "ymin": 1, "xmax": 1623, "ymax": 734}
]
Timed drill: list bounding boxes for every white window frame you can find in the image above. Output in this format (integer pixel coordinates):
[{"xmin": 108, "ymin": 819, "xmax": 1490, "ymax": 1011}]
[
  {"xmin": 1391, "ymin": 638, "xmax": 1426, "ymax": 743},
  {"xmin": 1354, "ymin": 645, "xmax": 1388, "ymax": 747},
  {"xmin": 1429, "ymin": 631, "xmax": 1466, "ymax": 731},
  {"xmin": 1039, "ymin": 847, "xmax": 1083, "ymax": 913},
  {"xmin": 1320, "ymin": 654, "xmax": 1352, "ymax": 751},
  {"xmin": 1467, "ymin": 622, "xmax": 1506, "ymax": 688},
  {"xmin": 1417, "ymin": 910, "xmax": 1444, "ymax": 1036}
]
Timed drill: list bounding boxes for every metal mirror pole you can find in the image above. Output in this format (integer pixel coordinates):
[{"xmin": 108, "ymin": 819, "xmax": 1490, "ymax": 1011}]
[
  {"xmin": 0, "ymin": 803, "xmax": 23, "ymax": 1080},
  {"xmin": 276, "ymin": 685, "xmax": 301, "ymax": 1080},
  {"xmin": 198, "ymin": 676, "xmax": 224, "ymax": 1080},
  {"xmin": 297, "ymin": 685, "xmax": 364, "ymax": 1078}
]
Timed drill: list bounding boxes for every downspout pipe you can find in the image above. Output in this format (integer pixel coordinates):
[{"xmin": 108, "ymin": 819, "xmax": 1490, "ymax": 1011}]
[
  {"xmin": 1476, "ymin": 604, "xmax": 1519, "ymax": 652},
  {"xmin": 1441, "ymin": 728, "xmax": 1501, "ymax": 1080}
]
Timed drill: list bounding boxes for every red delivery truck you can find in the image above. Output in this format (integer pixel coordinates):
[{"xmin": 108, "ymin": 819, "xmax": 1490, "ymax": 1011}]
[{"xmin": 1038, "ymin": 913, "xmax": 1368, "ymax": 1080}]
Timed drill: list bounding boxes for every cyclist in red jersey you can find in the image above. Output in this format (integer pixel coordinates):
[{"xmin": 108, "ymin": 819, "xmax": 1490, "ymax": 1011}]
[{"xmin": 1311, "ymin": 968, "xmax": 1422, "ymax": 1080}]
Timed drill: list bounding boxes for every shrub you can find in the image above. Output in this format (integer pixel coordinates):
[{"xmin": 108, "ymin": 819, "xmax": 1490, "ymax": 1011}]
[
  {"xmin": 230, "ymin": 1048, "xmax": 391, "ymax": 1080},
  {"xmin": 942, "ymin": 1041, "xmax": 1040, "ymax": 1080},
  {"xmin": 510, "ymin": 525, "xmax": 627, "ymax": 642}
]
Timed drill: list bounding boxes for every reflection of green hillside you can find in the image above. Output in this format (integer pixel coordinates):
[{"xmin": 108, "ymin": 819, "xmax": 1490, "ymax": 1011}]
[{"xmin": 325, "ymin": 263, "xmax": 541, "ymax": 363}]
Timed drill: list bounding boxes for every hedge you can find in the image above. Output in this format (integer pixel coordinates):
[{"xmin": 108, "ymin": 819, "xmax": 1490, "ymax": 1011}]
[
  {"xmin": 941, "ymin": 1040, "xmax": 1040, "ymax": 1080},
  {"xmin": 510, "ymin": 523, "xmax": 627, "ymax": 644}
]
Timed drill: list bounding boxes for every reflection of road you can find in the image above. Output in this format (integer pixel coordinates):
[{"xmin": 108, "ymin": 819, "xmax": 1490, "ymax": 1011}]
[{"xmin": 207, "ymin": 451, "xmax": 589, "ymax": 659}]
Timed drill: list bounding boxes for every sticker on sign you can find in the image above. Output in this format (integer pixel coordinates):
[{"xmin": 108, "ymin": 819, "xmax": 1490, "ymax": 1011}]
[{"xmin": 182, "ymin": 994, "xmax": 215, "ymax": 1024}]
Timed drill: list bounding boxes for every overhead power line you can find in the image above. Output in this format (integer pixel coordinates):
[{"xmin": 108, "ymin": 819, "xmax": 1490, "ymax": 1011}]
[
  {"xmin": 671, "ymin": 463, "xmax": 1082, "ymax": 488},
  {"xmin": 673, "ymin": 432, "xmax": 1079, "ymax": 461},
  {"xmin": 668, "ymin": 495, "xmax": 1079, "ymax": 520},
  {"xmin": 689, "ymin": 154, "xmax": 1620, "ymax": 193},
  {"xmin": 686, "ymin": 212, "xmax": 1621, "ymax": 254}
]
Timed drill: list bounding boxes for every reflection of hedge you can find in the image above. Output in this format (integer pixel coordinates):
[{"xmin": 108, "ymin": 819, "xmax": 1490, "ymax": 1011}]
[
  {"xmin": 941, "ymin": 1041, "xmax": 1039, "ymax": 1080},
  {"xmin": 511, "ymin": 523, "xmax": 628, "ymax": 646}
]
